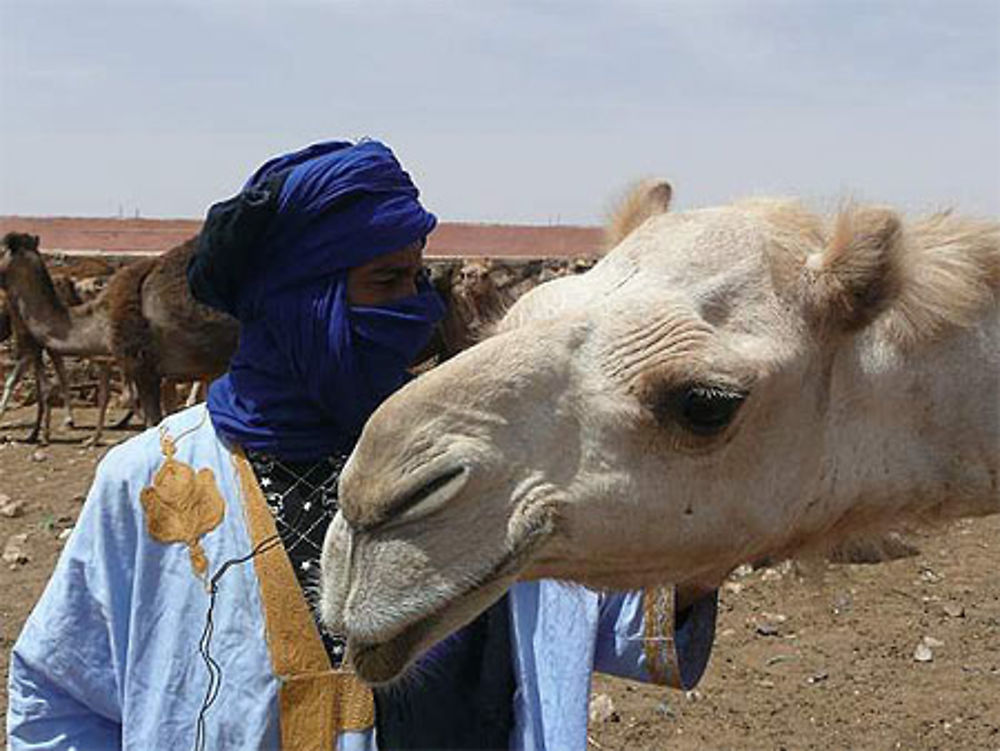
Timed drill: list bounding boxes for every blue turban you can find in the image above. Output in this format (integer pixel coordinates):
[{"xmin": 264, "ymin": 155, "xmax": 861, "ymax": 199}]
[{"xmin": 189, "ymin": 139, "xmax": 445, "ymax": 460}]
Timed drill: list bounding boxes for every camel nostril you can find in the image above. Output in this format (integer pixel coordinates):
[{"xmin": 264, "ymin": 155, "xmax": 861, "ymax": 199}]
[{"xmin": 373, "ymin": 465, "xmax": 468, "ymax": 529}]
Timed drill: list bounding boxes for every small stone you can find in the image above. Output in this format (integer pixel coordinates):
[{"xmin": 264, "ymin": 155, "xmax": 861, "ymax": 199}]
[
  {"xmin": 832, "ymin": 593, "xmax": 853, "ymax": 615},
  {"xmin": 919, "ymin": 568, "xmax": 942, "ymax": 584},
  {"xmin": 722, "ymin": 581, "xmax": 743, "ymax": 595},
  {"xmin": 71, "ymin": 494, "xmax": 86, "ymax": 504},
  {"xmin": 588, "ymin": 693, "xmax": 617, "ymax": 724},
  {"xmin": 922, "ymin": 635, "xmax": 945, "ymax": 649},
  {"xmin": 913, "ymin": 642, "xmax": 934, "ymax": 662},
  {"xmin": 807, "ymin": 670, "xmax": 829, "ymax": 684},
  {"xmin": 684, "ymin": 689, "xmax": 702, "ymax": 702},
  {"xmin": 943, "ymin": 603, "xmax": 965, "ymax": 618},
  {"xmin": 1, "ymin": 499, "xmax": 26, "ymax": 518},
  {"xmin": 766, "ymin": 654, "xmax": 796, "ymax": 666},
  {"xmin": 756, "ymin": 679, "xmax": 775, "ymax": 688},
  {"xmin": 57, "ymin": 527, "xmax": 73, "ymax": 541},
  {"xmin": 31, "ymin": 450, "xmax": 48, "ymax": 463},
  {"xmin": 731, "ymin": 563, "xmax": 754, "ymax": 579},
  {"xmin": 654, "ymin": 700, "xmax": 674, "ymax": 718},
  {"xmin": 0, "ymin": 492, "xmax": 10, "ymax": 504},
  {"xmin": 3, "ymin": 533, "xmax": 30, "ymax": 565},
  {"xmin": 756, "ymin": 622, "xmax": 781, "ymax": 637}
]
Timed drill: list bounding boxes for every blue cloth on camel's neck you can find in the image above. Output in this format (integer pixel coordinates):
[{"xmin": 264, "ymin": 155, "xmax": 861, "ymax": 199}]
[{"xmin": 202, "ymin": 140, "xmax": 442, "ymax": 460}]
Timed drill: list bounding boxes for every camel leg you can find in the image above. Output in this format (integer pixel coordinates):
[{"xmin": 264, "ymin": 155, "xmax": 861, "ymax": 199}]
[
  {"xmin": 136, "ymin": 371, "xmax": 163, "ymax": 427},
  {"xmin": 161, "ymin": 378, "xmax": 180, "ymax": 416},
  {"xmin": 111, "ymin": 378, "xmax": 138, "ymax": 430},
  {"xmin": 0, "ymin": 355, "xmax": 29, "ymax": 418},
  {"xmin": 184, "ymin": 380, "xmax": 204, "ymax": 407},
  {"xmin": 27, "ymin": 352, "xmax": 50, "ymax": 444},
  {"xmin": 85, "ymin": 362, "xmax": 111, "ymax": 447},
  {"xmin": 50, "ymin": 352, "xmax": 76, "ymax": 428}
]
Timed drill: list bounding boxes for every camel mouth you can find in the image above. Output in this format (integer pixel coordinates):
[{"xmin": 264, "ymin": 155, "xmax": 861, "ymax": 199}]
[
  {"xmin": 344, "ymin": 511, "xmax": 556, "ymax": 685},
  {"xmin": 346, "ymin": 558, "xmax": 518, "ymax": 685}
]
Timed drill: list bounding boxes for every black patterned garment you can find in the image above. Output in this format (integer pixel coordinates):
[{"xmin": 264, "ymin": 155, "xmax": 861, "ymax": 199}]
[
  {"xmin": 245, "ymin": 448, "xmax": 514, "ymax": 750},
  {"xmin": 245, "ymin": 448, "xmax": 349, "ymax": 667}
]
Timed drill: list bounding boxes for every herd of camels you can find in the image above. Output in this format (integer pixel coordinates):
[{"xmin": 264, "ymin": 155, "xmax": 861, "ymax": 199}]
[
  {"xmin": 0, "ymin": 228, "xmax": 592, "ymax": 446},
  {"xmin": 0, "ymin": 234, "xmax": 238, "ymax": 444}
]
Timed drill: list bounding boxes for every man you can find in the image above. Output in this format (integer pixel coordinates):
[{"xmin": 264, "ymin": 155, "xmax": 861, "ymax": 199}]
[{"xmin": 7, "ymin": 140, "xmax": 706, "ymax": 750}]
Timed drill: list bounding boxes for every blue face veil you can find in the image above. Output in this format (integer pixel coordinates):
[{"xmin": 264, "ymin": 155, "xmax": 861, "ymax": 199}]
[{"xmin": 188, "ymin": 140, "xmax": 445, "ymax": 460}]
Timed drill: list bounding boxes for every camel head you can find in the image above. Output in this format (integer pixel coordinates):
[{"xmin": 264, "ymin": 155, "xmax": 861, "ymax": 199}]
[
  {"xmin": 320, "ymin": 185, "xmax": 999, "ymax": 684},
  {"xmin": 0, "ymin": 233, "xmax": 41, "ymax": 283},
  {"xmin": 0, "ymin": 232, "xmax": 74, "ymax": 324}
]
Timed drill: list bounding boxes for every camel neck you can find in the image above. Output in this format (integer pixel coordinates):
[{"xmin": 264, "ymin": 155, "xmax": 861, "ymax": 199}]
[
  {"xmin": 8, "ymin": 267, "xmax": 109, "ymax": 355},
  {"xmin": 818, "ymin": 313, "xmax": 999, "ymax": 537}
]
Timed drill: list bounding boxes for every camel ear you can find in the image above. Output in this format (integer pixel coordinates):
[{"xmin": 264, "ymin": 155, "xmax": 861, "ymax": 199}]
[
  {"xmin": 606, "ymin": 179, "xmax": 673, "ymax": 248},
  {"xmin": 803, "ymin": 207, "xmax": 903, "ymax": 332}
]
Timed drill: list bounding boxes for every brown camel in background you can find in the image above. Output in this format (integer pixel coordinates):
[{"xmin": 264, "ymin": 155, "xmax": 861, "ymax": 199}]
[
  {"xmin": 112, "ymin": 237, "xmax": 238, "ymax": 425},
  {"xmin": 0, "ymin": 234, "xmax": 115, "ymax": 444},
  {"xmin": 0, "ymin": 233, "xmax": 238, "ymax": 442},
  {"xmin": 0, "ymin": 282, "xmax": 81, "ymax": 442}
]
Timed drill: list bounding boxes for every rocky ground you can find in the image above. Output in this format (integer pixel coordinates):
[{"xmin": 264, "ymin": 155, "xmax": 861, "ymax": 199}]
[{"xmin": 1, "ymin": 407, "xmax": 998, "ymax": 750}]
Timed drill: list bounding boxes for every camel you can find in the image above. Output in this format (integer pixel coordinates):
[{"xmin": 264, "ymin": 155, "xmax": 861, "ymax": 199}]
[
  {"xmin": 319, "ymin": 182, "xmax": 999, "ymax": 684},
  {"xmin": 113, "ymin": 237, "xmax": 238, "ymax": 425},
  {"xmin": 0, "ymin": 284, "xmax": 81, "ymax": 441},
  {"xmin": 0, "ymin": 240, "xmax": 107, "ymax": 443},
  {"xmin": 0, "ymin": 233, "xmax": 238, "ymax": 442},
  {"xmin": 423, "ymin": 256, "xmax": 598, "ymax": 363}
]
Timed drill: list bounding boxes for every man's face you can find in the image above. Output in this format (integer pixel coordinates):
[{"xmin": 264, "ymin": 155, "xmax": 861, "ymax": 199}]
[{"xmin": 346, "ymin": 239, "xmax": 426, "ymax": 306}]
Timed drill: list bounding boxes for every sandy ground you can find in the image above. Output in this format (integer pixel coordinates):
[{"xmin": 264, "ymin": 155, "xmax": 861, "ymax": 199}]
[{"xmin": 1, "ymin": 407, "xmax": 998, "ymax": 750}]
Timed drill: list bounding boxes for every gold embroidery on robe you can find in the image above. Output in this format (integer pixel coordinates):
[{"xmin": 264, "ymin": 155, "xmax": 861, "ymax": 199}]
[
  {"xmin": 140, "ymin": 431, "xmax": 225, "ymax": 583},
  {"xmin": 643, "ymin": 586, "xmax": 676, "ymax": 687},
  {"xmin": 232, "ymin": 448, "xmax": 375, "ymax": 749}
]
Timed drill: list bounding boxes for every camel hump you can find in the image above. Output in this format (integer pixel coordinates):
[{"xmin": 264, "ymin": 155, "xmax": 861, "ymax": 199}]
[
  {"xmin": 605, "ymin": 179, "xmax": 673, "ymax": 248},
  {"xmin": 106, "ymin": 255, "xmax": 160, "ymax": 375}
]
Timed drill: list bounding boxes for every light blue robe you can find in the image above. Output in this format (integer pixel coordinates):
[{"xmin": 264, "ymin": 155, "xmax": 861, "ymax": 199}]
[{"xmin": 7, "ymin": 405, "xmax": 671, "ymax": 751}]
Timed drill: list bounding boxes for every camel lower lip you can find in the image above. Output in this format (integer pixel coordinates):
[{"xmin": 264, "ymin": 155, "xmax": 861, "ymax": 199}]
[
  {"xmin": 348, "ymin": 626, "xmax": 425, "ymax": 685},
  {"xmin": 345, "ymin": 550, "xmax": 524, "ymax": 684},
  {"xmin": 346, "ymin": 571, "xmax": 498, "ymax": 684},
  {"xmin": 341, "ymin": 501, "xmax": 556, "ymax": 684}
]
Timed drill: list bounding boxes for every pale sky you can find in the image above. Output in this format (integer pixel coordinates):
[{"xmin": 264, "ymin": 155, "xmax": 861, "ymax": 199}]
[{"xmin": 1, "ymin": 0, "xmax": 997, "ymax": 224}]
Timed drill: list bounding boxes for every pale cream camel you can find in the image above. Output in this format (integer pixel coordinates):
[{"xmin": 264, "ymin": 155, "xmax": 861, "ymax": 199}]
[{"xmin": 320, "ymin": 182, "xmax": 999, "ymax": 683}]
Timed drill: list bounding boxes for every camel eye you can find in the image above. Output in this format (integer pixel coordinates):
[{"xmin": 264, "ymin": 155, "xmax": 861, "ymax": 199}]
[{"xmin": 677, "ymin": 385, "xmax": 746, "ymax": 436}]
